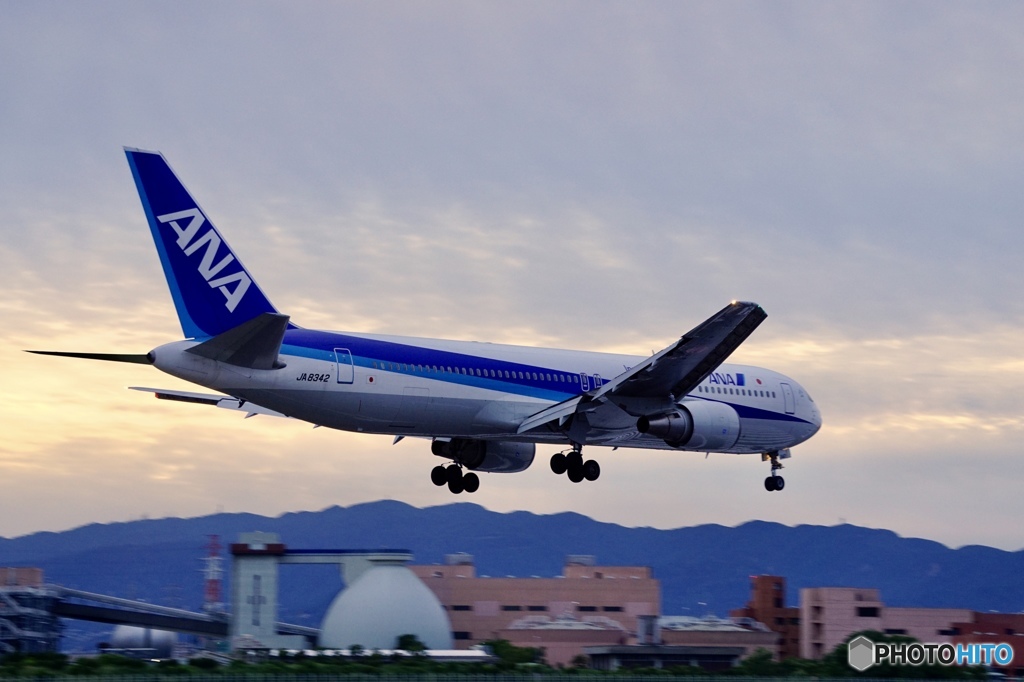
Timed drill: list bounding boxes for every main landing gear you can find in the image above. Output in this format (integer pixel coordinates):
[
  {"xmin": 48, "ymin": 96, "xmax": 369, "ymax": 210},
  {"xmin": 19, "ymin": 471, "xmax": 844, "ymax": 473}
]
[
  {"xmin": 763, "ymin": 451, "xmax": 785, "ymax": 492},
  {"xmin": 550, "ymin": 444, "xmax": 600, "ymax": 483},
  {"xmin": 431, "ymin": 463, "xmax": 480, "ymax": 495}
]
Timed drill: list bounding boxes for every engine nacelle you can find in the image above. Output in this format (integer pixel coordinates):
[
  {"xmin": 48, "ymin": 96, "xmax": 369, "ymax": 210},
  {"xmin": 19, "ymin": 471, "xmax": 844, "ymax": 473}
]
[
  {"xmin": 637, "ymin": 400, "xmax": 740, "ymax": 451},
  {"xmin": 431, "ymin": 439, "xmax": 536, "ymax": 473}
]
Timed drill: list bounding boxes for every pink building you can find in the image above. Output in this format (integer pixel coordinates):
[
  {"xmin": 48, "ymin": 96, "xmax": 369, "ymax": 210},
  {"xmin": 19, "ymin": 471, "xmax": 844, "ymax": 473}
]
[
  {"xmin": 800, "ymin": 587, "xmax": 971, "ymax": 659},
  {"xmin": 410, "ymin": 554, "xmax": 660, "ymax": 653}
]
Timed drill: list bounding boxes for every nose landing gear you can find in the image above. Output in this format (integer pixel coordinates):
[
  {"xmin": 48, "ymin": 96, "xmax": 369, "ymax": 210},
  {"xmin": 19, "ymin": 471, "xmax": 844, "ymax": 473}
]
[
  {"xmin": 550, "ymin": 444, "xmax": 600, "ymax": 483},
  {"xmin": 763, "ymin": 450, "xmax": 785, "ymax": 492}
]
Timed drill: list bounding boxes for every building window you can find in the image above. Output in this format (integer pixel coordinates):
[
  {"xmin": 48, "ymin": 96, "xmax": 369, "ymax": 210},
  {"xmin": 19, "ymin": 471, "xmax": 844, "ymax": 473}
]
[
  {"xmin": 857, "ymin": 607, "xmax": 880, "ymax": 617},
  {"xmin": 578, "ymin": 606, "xmax": 598, "ymax": 612},
  {"xmin": 528, "ymin": 606, "xmax": 548, "ymax": 612},
  {"xmin": 603, "ymin": 606, "xmax": 623, "ymax": 612},
  {"xmin": 451, "ymin": 605, "xmax": 472, "ymax": 611},
  {"xmin": 453, "ymin": 631, "xmax": 472, "ymax": 640},
  {"xmin": 502, "ymin": 605, "xmax": 522, "ymax": 611}
]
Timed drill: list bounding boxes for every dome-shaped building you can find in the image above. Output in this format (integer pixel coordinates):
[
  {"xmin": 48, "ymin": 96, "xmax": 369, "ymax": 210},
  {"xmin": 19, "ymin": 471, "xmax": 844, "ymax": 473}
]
[
  {"xmin": 109, "ymin": 625, "xmax": 177, "ymax": 658},
  {"xmin": 319, "ymin": 562, "xmax": 451, "ymax": 650}
]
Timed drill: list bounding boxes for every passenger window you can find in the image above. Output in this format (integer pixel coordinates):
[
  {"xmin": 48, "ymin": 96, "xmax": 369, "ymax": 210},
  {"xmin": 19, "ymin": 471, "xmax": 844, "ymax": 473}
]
[{"xmin": 545, "ymin": 373, "xmax": 551, "ymax": 381}]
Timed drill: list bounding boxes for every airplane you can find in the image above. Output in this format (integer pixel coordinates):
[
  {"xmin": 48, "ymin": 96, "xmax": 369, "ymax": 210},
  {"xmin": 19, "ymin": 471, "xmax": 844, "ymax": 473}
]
[{"xmin": 30, "ymin": 149, "xmax": 822, "ymax": 495}]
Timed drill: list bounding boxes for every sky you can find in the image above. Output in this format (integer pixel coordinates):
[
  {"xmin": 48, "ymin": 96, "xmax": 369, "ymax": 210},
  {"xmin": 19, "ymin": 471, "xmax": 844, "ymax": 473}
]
[{"xmin": 3, "ymin": 1, "xmax": 1024, "ymax": 550}]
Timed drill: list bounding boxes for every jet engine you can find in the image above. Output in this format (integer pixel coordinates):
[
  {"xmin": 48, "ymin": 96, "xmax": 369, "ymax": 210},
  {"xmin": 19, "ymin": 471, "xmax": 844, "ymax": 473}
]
[
  {"xmin": 431, "ymin": 439, "xmax": 536, "ymax": 473},
  {"xmin": 636, "ymin": 400, "xmax": 740, "ymax": 450}
]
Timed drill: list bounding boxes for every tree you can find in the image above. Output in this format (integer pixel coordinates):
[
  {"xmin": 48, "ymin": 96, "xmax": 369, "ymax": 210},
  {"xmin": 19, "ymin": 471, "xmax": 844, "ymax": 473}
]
[
  {"xmin": 395, "ymin": 633, "xmax": 427, "ymax": 652},
  {"xmin": 482, "ymin": 639, "xmax": 543, "ymax": 665}
]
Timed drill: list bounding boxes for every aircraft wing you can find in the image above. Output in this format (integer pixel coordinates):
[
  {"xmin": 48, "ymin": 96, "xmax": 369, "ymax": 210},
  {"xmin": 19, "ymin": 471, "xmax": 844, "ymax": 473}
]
[
  {"xmin": 517, "ymin": 301, "xmax": 766, "ymax": 437},
  {"xmin": 592, "ymin": 300, "xmax": 765, "ymax": 400},
  {"xmin": 129, "ymin": 387, "xmax": 288, "ymax": 418}
]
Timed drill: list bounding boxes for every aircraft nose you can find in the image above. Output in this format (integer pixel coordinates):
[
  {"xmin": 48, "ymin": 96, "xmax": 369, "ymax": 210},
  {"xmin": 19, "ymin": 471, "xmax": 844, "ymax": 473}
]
[{"xmin": 810, "ymin": 403, "xmax": 823, "ymax": 435}]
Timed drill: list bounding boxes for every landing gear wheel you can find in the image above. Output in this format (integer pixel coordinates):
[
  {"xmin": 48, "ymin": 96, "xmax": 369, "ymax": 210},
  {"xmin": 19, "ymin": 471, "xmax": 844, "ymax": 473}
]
[
  {"xmin": 567, "ymin": 464, "xmax": 585, "ymax": 483},
  {"xmin": 582, "ymin": 459, "xmax": 601, "ymax": 482},
  {"xmin": 773, "ymin": 476, "xmax": 785, "ymax": 491},
  {"xmin": 446, "ymin": 464, "xmax": 464, "ymax": 494},
  {"xmin": 462, "ymin": 472, "xmax": 480, "ymax": 493},
  {"xmin": 764, "ymin": 476, "xmax": 776, "ymax": 492},
  {"xmin": 431, "ymin": 465, "xmax": 448, "ymax": 487},
  {"xmin": 550, "ymin": 452, "xmax": 568, "ymax": 475},
  {"xmin": 566, "ymin": 451, "xmax": 583, "ymax": 470}
]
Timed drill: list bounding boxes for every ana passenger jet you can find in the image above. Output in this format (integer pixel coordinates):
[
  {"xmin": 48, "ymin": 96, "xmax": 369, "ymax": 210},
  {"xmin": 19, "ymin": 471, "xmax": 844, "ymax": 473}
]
[{"xmin": 31, "ymin": 149, "xmax": 821, "ymax": 494}]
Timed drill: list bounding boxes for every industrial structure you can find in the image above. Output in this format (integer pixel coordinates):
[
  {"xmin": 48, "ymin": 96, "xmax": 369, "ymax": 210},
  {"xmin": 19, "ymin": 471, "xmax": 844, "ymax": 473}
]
[
  {"xmin": 229, "ymin": 532, "xmax": 439, "ymax": 651},
  {"xmin": 0, "ymin": 568, "xmax": 61, "ymax": 653}
]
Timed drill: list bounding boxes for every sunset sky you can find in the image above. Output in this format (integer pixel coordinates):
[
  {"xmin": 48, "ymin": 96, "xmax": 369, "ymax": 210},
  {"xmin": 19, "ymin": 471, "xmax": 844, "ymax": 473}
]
[{"xmin": 3, "ymin": 2, "xmax": 1024, "ymax": 549}]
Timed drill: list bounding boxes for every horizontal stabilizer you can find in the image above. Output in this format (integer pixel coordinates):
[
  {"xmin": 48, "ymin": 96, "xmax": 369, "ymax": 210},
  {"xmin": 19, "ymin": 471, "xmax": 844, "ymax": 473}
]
[
  {"xmin": 185, "ymin": 312, "xmax": 289, "ymax": 370},
  {"xmin": 25, "ymin": 351, "xmax": 153, "ymax": 364},
  {"xmin": 129, "ymin": 387, "xmax": 287, "ymax": 418}
]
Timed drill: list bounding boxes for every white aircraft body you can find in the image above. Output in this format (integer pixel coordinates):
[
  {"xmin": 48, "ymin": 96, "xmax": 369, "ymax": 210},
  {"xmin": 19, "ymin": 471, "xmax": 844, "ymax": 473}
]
[{"xmin": 32, "ymin": 149, "xmax": 822, "ymax": 494}]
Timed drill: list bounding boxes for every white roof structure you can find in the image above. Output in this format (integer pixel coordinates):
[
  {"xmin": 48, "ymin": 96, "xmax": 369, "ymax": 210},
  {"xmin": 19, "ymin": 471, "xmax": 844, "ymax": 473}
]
[{"xmin": 319, "ymin": 563, "xmax": 452, "ymax": 650}]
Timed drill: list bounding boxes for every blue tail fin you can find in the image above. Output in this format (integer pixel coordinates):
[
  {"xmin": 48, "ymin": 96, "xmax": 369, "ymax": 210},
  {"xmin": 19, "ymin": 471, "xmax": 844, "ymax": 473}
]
[{"xmin": 125, "ymin": 148, "xmax": 281, "ymax": 339}]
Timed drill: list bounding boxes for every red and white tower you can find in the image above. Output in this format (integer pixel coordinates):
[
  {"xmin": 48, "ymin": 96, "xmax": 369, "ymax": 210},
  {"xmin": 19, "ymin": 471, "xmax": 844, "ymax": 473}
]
[{"xmin": 202, "ymin": 535, "xmax": 225, "ymax": 614}]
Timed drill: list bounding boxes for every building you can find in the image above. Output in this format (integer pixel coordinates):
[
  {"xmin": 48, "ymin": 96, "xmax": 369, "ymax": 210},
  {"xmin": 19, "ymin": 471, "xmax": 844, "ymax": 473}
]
[
  {"xmin": 0, "ymin": 568, "xmax": 62, "ymax": 653},
  {"xmin": 410, "ymin": 554, "xmax": 660, "ymax": 650},
  {"xmin": 800, "ymin": 587, "xmax": 972, "ymax": 660},
  {"xmin": 498, "ymin": 614, "xmax": 627, "ymax": 666},
  {"xmin": 660, "ymin": 615, "xmax": 778, "ymax": 660},
  {"xmin": 319, "ymin": 560, "xmax": 452, "ymax": 650},
  {"xmin": 950, "ymin": 612, "xmax": 1024, "ymax": 677},
  {"xmin": 730, "ymin": 575, "xmax": 800, "ymax": 658},
  {"xmin": 229, "ymin": 531, "xmax": 414, "ymax": 651}
]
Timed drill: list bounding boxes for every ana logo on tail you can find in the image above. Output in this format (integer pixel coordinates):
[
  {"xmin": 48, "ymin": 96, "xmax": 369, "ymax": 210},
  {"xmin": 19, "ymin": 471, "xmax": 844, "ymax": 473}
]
[{"xmin": 157, "ymin": 208, "xmax": 252, "ymax": 312}]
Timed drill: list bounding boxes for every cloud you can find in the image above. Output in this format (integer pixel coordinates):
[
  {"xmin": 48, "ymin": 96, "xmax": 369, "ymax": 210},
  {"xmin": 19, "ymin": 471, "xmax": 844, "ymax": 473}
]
[{"xmin": 2, "ymin": 2, "xmax": 1024, "ymax": 550}]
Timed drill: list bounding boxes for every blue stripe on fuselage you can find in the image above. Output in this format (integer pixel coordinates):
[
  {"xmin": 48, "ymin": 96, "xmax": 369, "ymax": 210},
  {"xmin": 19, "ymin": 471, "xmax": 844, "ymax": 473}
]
[{"xmin": 280, "ymin": 329, "xmax": 577, "ymax": 401}]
